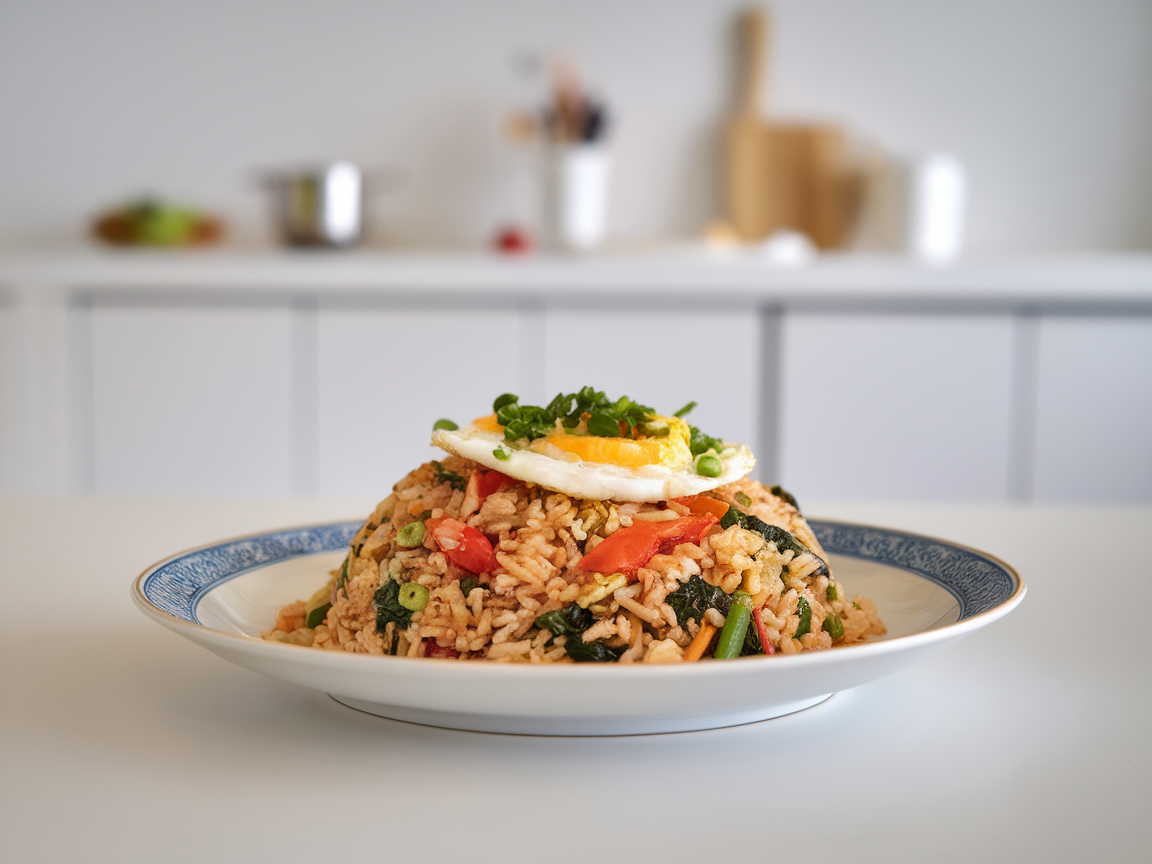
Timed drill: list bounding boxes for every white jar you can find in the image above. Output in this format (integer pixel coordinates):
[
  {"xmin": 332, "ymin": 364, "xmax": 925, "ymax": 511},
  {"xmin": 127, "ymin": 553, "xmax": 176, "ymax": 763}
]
[
  {"xmin": 869, "ymin": 154, "xmax": 967, "ymax": 263},
  {"xmin": 547, "ymin": 145, "xmax": 610, "ymax": 251}
]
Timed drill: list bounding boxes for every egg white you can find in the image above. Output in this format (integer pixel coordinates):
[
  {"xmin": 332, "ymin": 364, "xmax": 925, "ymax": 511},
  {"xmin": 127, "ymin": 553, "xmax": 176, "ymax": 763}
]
[{"xmin": 432, "ymin": 425, "xmax": 756, "ymax": 503}]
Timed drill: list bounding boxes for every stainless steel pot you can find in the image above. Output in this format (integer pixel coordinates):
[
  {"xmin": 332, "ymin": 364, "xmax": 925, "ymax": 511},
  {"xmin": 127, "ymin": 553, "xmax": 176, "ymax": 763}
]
[{"xmin": 266, "ymin": 161, "xmax": 364, "ymax": 247}]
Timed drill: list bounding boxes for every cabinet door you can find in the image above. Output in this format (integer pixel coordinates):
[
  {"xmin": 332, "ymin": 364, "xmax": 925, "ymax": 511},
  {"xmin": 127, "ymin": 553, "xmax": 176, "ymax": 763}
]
[
  {"xmin": 1034, "ymin": 315, "xmax": 1152, "ymax": 502},
  {"xmin": 779, "ymin": 313, "xmax": 1015, "ymax": 501},
  {"xmin": 316, "ymin": 303, "xmax": 522, "ymax": 497},
  {"xmin": 542, "ymin": 305, "xmax": 761, "ymax": 464},
  {"xmin": 90, "ymin": 303, "xmax": 293, "ymax": 495}
]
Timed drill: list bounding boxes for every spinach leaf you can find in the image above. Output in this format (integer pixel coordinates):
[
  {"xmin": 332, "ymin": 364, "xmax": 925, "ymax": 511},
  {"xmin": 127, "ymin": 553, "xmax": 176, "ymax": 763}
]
[
  {"xmin": 719, "ymin": 506, "xmax": 828, "ymax": 577},
  {"xmin": 666, "ymin": 573, "xmax": 733, "ymax": 628},
  {"xmin": 536, "ymin": 603, "xmax": 594, "ymax": 638},
  {"xmin": 667, "ymin": 574, "xmax": 766, "ymax": 656},
  {"xmin": 374, "ymin": 579, "xmax": 414, "ymax": 637},
  {"xmin": 769, "ymin": 484, "xmax": 801, "ymax": 513},
  {"xmin": 535, "ymin": 603, "xmax": 624, "ymax": 663},
  {"xmin": 432, "ymin": 460, "xmax": 465, "ymax": 489},
  {"xmin": 740, "ymin": 614, "xmax": 764, "ymax": 656},
  {"xmin": 564, "ymin": 638, "xmax": 626, "ymax": 663}
]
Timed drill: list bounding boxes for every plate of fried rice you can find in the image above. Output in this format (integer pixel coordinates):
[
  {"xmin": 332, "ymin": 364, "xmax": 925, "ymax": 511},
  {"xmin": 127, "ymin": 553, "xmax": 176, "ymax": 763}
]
[{"xmin": 133, "ymin": 389, "xmax": 1024, "ymax": 735}]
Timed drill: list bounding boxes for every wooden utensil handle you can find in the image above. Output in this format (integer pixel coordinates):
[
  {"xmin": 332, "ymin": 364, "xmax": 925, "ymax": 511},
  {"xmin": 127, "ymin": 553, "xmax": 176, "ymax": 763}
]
[{"xmin": 740, "ymin": 6, "xmax": 768, "ymax": 115}]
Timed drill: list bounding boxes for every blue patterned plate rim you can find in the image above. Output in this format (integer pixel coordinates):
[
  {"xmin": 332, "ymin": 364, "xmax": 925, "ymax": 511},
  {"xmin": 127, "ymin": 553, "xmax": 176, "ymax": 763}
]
[
  {"xmin": 136, "ymin": 518, "xmax": 1022, "ymax": 631},
  {"xmin": 811, "ymin": 519, "xmax": 1020, "ymax": 619},
  {"xmin": 140, "ymin": 520, "xmax": 360, "ymax": 624}
]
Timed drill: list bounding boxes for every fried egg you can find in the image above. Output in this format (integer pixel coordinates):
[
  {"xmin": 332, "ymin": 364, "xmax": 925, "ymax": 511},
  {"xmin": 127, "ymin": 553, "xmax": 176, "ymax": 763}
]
[{"xmin": 432, "ymin": 413, "xmax": 755, "ymax": 503}]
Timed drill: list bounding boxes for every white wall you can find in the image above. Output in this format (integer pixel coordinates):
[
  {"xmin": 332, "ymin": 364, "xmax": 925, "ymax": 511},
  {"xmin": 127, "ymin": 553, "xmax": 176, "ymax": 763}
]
[{"xmin": 1, "ymin": 0, "xmax": 1150, "ymax": 252}]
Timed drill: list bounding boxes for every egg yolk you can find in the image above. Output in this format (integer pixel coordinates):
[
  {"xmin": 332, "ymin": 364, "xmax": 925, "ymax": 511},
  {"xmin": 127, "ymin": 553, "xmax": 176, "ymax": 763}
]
[
  {"xmin": 472, "ymin": 413, "xmax": 691, "ymax": 469},
  {"xmin": 472, "ymin": 413, "xmax": 503, "ymax": 434}
]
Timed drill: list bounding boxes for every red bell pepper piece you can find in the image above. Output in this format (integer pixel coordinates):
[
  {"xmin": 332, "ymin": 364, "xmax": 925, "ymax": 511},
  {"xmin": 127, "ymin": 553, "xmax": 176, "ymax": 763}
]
[
  {"xmin": 428, "ymin": 517, "xmax": 498, "ymax": 574},
  {"xmin": 752, "ymin": 603, "xmax": 775, "ymax": 655},
  {"xmin": 476, "ymin": 469, "xmax": 516, "ymax": 502},
  {"xmin": 577, "ymin": 514, "xmax": 717, "ymax": 577}
]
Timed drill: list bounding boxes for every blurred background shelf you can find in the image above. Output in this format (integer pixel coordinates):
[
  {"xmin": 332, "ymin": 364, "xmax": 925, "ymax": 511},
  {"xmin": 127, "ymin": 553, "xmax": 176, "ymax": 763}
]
[{"xmin": 3, "ymin": 250, "xmax": 1150, "ymax": 503}]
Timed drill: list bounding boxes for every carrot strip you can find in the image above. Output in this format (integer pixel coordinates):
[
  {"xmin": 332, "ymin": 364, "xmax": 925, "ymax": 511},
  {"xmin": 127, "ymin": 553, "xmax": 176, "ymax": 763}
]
[
  {"xmin": 673, "ymin": 494, "xmax": 730, "ymax": 520},
  {"xmin": 682, "ymin": 620, "xmax": 718, "ymax": 662}
]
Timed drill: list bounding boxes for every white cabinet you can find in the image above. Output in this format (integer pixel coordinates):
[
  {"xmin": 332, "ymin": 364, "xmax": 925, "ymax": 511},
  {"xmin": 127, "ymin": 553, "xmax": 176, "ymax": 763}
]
[
  {"xmin": 1033, "ymin": 316, "xmax": 1152, "ymax": 502},
  {"xmin": 90, "ymin": 302, "xmax": 294, "ymax": 495},
  {"xmin": 778, "ymin": 313, "xmax": 1016, "ymax": 501},
  {"xmin": 315, "ymin": 302, "xmax": 524, "ymax": 497},
  {"xmin": 3, "ymin": 253, "xmax": 1149, "ymax": 503}
]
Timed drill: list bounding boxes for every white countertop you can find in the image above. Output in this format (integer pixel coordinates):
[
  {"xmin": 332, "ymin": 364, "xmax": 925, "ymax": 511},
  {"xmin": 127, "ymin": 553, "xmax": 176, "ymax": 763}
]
[
  {"xmin": 3, "ymin": 247, "xmax": 1152, "ymax": 308},
  {"xmin": 2, "ymin": 496, "xmax": 1149, "ymax": 862}
]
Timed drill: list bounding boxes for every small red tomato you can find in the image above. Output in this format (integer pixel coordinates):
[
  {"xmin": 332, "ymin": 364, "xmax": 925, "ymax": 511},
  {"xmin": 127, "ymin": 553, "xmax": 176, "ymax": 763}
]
[
  {"xmin": 495, "ymin": 225, "xmax": 532, "ymax": 254},
  {"xmin": 429, "ymin": 517, "xmax": 499, "ymax": 574},
  {"xmin": 423, "ymin": 638, "xmax": 460, "ymax": 659}
]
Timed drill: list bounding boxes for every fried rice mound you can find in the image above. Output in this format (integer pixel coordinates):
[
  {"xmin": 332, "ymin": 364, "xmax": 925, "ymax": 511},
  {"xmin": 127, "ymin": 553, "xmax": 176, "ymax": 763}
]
[{"xmin": 262, "ymin": 457, "xmax": 886, "ymax": 663}]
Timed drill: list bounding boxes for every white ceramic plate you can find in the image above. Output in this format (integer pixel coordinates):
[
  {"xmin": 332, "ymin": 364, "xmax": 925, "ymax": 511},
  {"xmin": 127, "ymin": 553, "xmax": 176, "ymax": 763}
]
[{"xmin": 133, "ymin": 519, "xmax": 1025, "ymax": 736}]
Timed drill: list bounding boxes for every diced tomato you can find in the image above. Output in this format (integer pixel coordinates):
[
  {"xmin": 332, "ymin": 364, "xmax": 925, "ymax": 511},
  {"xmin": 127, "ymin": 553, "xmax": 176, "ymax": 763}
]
[
  {"xmin": 673, "ymin": 494, "xmax": 730, "ymax": 520},
  {"xmin": 476, "ymin": 469, "xmax": 516, "ymax": 501},
  {"xmin": 577, "ymin": 514, "xmax": 718, "ymax": 577},
  {"xmin": 423, "ymin": 638, "xmax": 461, "ymax": 659},
  {"xmin": 428, "ymin": 517, "xmax": 498, "ymax": 574}
]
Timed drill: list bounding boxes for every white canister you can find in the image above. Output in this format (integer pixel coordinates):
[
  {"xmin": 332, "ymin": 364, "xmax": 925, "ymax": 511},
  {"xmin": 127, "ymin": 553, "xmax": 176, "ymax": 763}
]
[
  {"xmin": 548, "ymin": 145, "xmax": 610, "ymax": 251},
  {"xmin": 868, "ymin": 154, "xmax": 967, "ymax": 263}
]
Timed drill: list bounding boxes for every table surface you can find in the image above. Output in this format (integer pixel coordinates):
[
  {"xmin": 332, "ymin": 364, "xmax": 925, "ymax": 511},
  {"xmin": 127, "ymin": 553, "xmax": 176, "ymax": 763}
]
[{"xmin": 2, "ymin": 497, "xmax": 1149, "ymax": 863}]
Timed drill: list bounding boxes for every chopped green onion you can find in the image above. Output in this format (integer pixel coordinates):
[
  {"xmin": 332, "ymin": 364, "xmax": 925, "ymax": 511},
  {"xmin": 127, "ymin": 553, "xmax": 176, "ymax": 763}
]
[
  {"xmin": 826, "ymin": 580, "xmax": 839, "ymax": 601},
  {"xmin": 493, "ymin": 393, "xmax": 519, "ymax": 412},
  {"xmin": 459, "ymin": 576, "xmax": 480, "ymax": 597},
  {"xmin": 695, "ymin": 453, "xmax": 723, "ymax": 478},
  {"xmin": 714, "ymin": 591, "xmax": 753, "ymax": 659},
  {"xmin": 493, "ymin": 447, "xmax": 510, "ymax": 461},
  {"xmin": 398, "ymin": 582, "xmax": 429, "ymax": 612},
  {"xmin": 397, "ymin": 521, "xmax": 426, "ymax": 548},
  {"xmin": 432, "ymin": 418, "xmax": 458, "ymax": 431},
  {"xmin": 735, "ymin": 491, "xmax": 752, "ymax": 507},
  {"xmin": 795, "ymin": 596, "xmax": 812, "ymax": 638},
  {"xmin": 674, "ymin": 401, "xmax": 697, "ymax": 418},
  {"xmin": 689, "ymin": 425, "xmax": 724, "ymax": 457},
  {"xmin": 587, "ymin": 413, "xmax": 621, "ymax": 437},
  {"xmin": 822, "ymin": 613, "xmax": 844, "ymax": 640}
]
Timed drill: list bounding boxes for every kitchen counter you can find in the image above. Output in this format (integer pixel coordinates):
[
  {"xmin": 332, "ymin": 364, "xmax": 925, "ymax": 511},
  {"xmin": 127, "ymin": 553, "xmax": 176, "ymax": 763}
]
[
  {"xmin": 3, "ymin": 247, "xmax": 1152, "ymax": 309},
  {"xmin": 2, "ymin": 496, "xmax": 1149, "ymax": 862}
]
